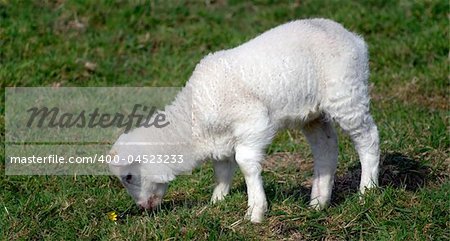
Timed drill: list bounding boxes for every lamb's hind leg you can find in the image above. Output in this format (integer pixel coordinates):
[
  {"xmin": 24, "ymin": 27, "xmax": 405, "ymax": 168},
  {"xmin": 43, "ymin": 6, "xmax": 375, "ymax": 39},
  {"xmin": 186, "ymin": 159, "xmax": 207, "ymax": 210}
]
[
  {"xmin": 343, "ymin": 114, "xmax": 380, "ymax": 192},
  {"xmin": 302, "ymin": 118, "xmax": 338, "ymax": 209},
  {"xmin": 323, "ymin": 41, "xmax": 379, "ymax": 193},
  {"xmin": 211, "ymin": 158, "xmax": 236, "ymax": 203},
  {"xmin": 327, "ymin": 105, "xmax": 380, "ymax": 192}
]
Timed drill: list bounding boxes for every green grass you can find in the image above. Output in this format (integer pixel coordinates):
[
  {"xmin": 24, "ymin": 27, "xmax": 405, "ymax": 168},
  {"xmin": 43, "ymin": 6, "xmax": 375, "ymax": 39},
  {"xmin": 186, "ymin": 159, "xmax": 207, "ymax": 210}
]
[{"xmin": 1, "ymin": 0, "xmax": 449, "ymax": 240}]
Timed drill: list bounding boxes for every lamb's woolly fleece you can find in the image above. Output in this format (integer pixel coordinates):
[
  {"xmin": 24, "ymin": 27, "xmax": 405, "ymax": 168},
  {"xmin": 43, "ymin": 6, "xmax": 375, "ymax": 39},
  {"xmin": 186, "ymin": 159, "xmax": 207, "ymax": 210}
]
[{"xmin": 110, "ymin": 18, "xmax": 379, "ymax": 222}]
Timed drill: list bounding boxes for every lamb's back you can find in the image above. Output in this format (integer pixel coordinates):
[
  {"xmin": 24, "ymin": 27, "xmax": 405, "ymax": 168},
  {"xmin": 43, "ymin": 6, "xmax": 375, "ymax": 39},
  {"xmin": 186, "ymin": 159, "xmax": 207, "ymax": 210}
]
[{"xmin": 188, "ymin": 19, "xmax": 367, "ymax": 130}]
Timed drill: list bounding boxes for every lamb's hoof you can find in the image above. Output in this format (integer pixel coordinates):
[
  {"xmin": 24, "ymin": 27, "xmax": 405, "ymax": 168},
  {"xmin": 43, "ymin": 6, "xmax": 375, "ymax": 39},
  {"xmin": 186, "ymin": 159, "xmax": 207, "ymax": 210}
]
[
  {"xmin": 309, "ymin": 199, "xmax": 328, "ymax": 210},
  {"xmin": 211, "ymin": 185, "xmax": 230, "ymax": 204},
  {"xmin": 244, "ymin": 206, "xmax": 266, "ymax": 223},
  {"xmin": 358, "ymin": 184, "xmax": 379, "ymax": 204},
  {"xmin": 211, "ymin": 190, "xmax": 228, "ymax": 204},
  {"xmin": 210, "ymin": 195, "xmax": 225, "ymax": 204}
]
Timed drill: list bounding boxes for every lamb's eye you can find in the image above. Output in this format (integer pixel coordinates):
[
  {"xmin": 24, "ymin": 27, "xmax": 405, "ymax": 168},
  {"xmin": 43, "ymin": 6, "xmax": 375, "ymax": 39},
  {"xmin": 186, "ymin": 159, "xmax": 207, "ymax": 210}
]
[{"xmin": 124, "ymin": 174, "xmax": 132, "ymax": 183}]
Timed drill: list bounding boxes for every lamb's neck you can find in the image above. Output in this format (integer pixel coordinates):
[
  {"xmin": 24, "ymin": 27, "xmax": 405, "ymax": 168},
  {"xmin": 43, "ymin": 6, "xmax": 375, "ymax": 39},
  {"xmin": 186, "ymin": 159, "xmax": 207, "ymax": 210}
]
[
  {"xmin": 162, "ymin": 85, "xmax": 212, "ymax": 173},
  {"xmin": 164, "ymin": 85, "xmax": 194, "ymax": 145}
]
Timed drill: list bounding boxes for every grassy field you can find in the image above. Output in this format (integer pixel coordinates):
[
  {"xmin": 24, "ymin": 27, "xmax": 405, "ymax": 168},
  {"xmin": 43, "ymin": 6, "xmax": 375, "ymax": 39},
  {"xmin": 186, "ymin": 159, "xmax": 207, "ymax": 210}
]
[{"xmin": 1, "ymin": 0, "xmax": 449, "ymax": 240}]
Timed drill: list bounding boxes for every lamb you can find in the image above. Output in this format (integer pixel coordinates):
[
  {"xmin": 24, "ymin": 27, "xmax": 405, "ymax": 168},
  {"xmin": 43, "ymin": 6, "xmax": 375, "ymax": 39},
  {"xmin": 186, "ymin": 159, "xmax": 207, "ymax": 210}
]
[{"xmin": 109, "ymin": 18, "xmax": 380, "ymax": 223}]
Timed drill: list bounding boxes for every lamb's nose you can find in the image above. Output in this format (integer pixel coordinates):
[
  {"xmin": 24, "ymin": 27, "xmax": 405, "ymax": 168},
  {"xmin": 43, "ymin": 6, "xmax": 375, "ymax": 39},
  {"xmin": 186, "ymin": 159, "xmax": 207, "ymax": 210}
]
[{"xmin": 138, "ymin": 201, "xmax": 150, "ymax": 210}]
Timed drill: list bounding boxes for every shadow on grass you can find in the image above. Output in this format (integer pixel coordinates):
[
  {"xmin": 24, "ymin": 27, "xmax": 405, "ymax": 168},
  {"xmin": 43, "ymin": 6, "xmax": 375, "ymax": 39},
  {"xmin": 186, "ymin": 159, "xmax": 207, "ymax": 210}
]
[
  {"xmin": 332, "ymin": 152, "xmax": 430, "ymax": 204},
  {"xmin": 259, "ymin": 152, "xmax": 430, "ymax": 208}
]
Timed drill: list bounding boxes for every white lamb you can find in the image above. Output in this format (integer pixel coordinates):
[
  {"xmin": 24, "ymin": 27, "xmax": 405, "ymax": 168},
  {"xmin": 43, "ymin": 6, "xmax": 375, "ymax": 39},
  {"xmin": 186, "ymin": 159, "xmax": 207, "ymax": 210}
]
[{"xmin": 109, "ymin": 18, "xmax": 380, "ymax": 223}]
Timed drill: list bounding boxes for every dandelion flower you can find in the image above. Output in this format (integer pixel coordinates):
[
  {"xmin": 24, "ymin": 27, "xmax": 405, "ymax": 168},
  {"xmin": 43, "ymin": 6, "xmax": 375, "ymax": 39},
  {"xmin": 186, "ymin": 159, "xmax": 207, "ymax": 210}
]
[{"xmin": 107, "ymin": 211, "xmax": 118, "ymax": 221}]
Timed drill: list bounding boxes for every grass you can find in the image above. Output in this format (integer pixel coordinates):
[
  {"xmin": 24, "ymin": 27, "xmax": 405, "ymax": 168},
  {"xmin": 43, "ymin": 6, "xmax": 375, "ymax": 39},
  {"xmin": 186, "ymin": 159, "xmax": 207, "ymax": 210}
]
[{"xmin": 1, "ymin": 0, "xmax": 449, "ymax": 240}]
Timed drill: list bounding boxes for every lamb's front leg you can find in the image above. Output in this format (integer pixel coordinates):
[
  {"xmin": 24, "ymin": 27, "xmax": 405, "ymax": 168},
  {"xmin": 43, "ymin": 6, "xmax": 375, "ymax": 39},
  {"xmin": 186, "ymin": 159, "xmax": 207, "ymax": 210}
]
[
  {"xmin": 235, "ymin": 145, "xmax": 267, "ymax": 223},
  {"xmin": 211, "ymin": 158, "xmax": 236, "ymax": 203}
]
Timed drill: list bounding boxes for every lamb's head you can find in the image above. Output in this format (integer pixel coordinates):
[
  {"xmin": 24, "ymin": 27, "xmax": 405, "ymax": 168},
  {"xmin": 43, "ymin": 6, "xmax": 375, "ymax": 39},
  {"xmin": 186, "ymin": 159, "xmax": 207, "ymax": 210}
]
[{"xmin": 108, "ymin": 131, "xmax": 175, "ymax": 210}]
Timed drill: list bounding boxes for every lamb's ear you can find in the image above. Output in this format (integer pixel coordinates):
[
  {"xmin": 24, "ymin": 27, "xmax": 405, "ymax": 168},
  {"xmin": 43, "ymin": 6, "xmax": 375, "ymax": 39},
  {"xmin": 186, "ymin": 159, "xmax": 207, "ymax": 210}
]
[{"xmin": 107, "ymin": 149, "xmax": 131, "ymax": 166}]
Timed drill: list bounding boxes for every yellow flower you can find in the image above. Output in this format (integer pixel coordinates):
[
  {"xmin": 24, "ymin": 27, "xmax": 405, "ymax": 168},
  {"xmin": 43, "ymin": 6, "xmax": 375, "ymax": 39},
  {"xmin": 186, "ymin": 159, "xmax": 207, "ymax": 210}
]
[{"xmin": 107, "ymin": 211, "xmax": 118, "ymax": 221}]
